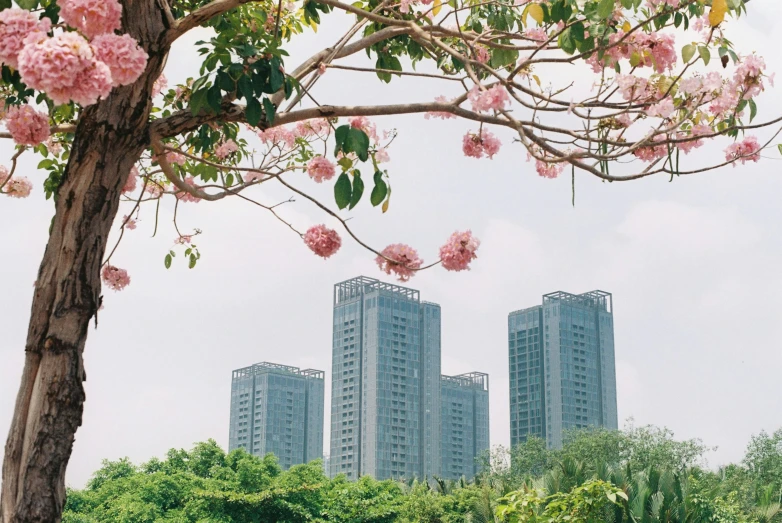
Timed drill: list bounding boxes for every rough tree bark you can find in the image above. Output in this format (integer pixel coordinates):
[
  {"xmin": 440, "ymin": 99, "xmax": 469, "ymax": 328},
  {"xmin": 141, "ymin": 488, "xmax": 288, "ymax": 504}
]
[{"xmin": 0, "ymin": 2, "xmax": 169, "ymax": 521}]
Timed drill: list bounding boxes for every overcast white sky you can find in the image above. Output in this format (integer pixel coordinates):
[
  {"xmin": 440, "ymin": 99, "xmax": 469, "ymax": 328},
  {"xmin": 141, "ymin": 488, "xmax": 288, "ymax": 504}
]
[{"xmin": 2, "ymin": 1, "xmax": 782, "ymax": 488}]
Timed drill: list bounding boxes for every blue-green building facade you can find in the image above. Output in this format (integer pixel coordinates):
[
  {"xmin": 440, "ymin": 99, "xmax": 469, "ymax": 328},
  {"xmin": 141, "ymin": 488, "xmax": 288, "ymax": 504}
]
[
  {"xmin": 440, "ymin": 372, "xmax": 490, "ymax": 480},
  {"xmin": 508, "ymin": 291, "xmax": 618, "ymax": 449}
]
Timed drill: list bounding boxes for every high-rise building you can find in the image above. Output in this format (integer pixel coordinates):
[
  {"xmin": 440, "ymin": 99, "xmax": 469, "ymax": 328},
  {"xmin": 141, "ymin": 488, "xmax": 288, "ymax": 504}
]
[
  {"xmin": 440, "ymin": 372, "xmax": 490, "ymax": 480},
  {"xmin": 329, "ymin": 276, "xmax": 442, "ymax": 481},
  {"xmin": 228, "ymin": 362, "xmax": 325, "ymax": 469},
  {"xmin": 508, "ymin": 291, "xmax": 618, "ymax": 449}
]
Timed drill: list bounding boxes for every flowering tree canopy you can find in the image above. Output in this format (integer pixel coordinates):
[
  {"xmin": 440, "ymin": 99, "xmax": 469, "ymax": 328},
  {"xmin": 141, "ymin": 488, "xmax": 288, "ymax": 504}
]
[{"xmin": 0, "ymin": 0, "xmax": 778, "ymax": 520}]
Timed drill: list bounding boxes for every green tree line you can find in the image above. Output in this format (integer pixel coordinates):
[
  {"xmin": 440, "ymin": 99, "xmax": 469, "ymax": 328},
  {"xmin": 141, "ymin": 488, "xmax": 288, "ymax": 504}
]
[{"xmin": 63, "ymin": 425, "xmax": 782, "ymax": 523}]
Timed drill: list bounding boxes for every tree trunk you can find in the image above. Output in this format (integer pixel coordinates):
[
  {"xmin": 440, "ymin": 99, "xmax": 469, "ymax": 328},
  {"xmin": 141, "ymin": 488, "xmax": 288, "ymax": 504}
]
[{"xmin": 0, "ymin": 3, "xmax": 168, "ymax": 521}]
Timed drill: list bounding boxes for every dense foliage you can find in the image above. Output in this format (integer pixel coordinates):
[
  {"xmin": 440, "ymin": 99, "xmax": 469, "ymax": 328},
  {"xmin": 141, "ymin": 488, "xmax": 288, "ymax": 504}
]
[{"xmin": 63, "ymin": 426, "xmax": 782, "ymax": 523}]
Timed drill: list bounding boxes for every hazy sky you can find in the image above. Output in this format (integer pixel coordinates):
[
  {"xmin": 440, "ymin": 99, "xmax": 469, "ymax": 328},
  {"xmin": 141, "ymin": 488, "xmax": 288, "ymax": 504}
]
[{"xmin": 2, "ymin": 1, "xmax": 782, "ymax": 489}]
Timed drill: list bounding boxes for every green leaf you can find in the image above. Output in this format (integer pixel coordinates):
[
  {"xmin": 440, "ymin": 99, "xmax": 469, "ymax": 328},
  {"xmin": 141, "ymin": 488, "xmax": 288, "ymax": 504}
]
[
  {"xmin": 262, "ymin": 97, "xmax": 276, "ymax": 126},
  {"xmin": 698, "ymin": 46, "xmax": 711, "ymax": 66},
  {"xmin": 189, "ymin": 254, "xmax": 197, "ymax": 269},
  {"xmin": 334, "ymin": 125, "xmax": 350, "ymax": 156},
  {"xmin": 682, "ymin": 44, "xmax": 696, "ymax": 63},
  {"xmin": 597, "ymin": 0, "xmax": 614, "ymax": 19},
  {"xmin": 778, "ymin": 144, "xmax": 782, "ymax": 156},
  {"xmin": 237, "ymin": 75, "xmax": 254, "ymax": 101},
  {"xmin": 15, "ymin": 0, "xmax": 38, "ymax": 8},
  {"xmin": 345, "ymin": 128, "xmax": 370, "ymax": 162},
  {"xmin": 269, "ymin": 57, "xmax": 285, "ymax": 92},
  {"xmin": 165, "ymin": 254, "xmax": 172, "ymax": 269},
  {"xmin": 558, "ymin": 28, "xmax": 576, "ymax": 55},
  {"xmin": 749, "ymin": 99, "xmax": 757, "ymax": 122},
  {"xmin": 337, "ymin": 157, "xmax": 353, "ymax": 171},
  {"xmin": 370, "ymin": 171, "xmax": 387, "ymax": 207},
  {"xmin": 246, "ymin": 97, "xmax": 262, "ymax": 127},
  {"xmin": 348, "ymin": 172, "xmax": 363, "ymax": 210},
  {"xmin": 334, "ymin": 172, "xmax": 352, "ymax": 210},
  {"xmin": 0, "ymin": 0, "xmax": 12, "ymax": 10}
]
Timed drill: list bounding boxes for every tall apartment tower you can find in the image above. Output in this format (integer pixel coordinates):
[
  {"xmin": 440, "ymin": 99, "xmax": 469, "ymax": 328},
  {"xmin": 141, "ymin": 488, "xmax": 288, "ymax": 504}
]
[
  {"xmin": 440, "ymin": 372, "xmax": 490, "ymax": 480},
  {"xmin": 329, "ymin": 276, "xmax": 441, "ymax": 481},
  {"xmin": 228, "ymin": 362, "xmax": 325, "ymax": 469},
  {"xmin": 508, "ymin": 291, "xmax": 618, "ymax": 449}
]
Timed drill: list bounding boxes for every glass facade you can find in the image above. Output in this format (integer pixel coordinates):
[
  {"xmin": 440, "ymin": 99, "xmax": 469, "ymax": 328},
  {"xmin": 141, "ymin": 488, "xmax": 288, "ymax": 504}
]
[
  {"xmin": 330, "ymin": 277, "xmax": 441, "ymax": 481},
  {"xmin": 228, "ymin": 362, "xmax": 324, "ymax": 469},
  {"xmin": 440, "ymin": 373, "xmax": 490, "ymax": 480},
  {"xmin": 508, "ymin": 291, "xmax": 618, "ymax": 449}
]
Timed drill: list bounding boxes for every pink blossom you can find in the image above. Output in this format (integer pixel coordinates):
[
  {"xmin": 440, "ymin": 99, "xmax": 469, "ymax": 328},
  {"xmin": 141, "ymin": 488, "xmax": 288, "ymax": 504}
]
[
  {"xmin": 295, "ymin": 118, "xmax": 330, "ymax": 138},
  {"xmin": 732, "ymin": 54, "xmax": 767, "ymax": 100},
  {"xmin": 304, "ymin": 224, "xmax": 342, "ymax": 258},
  {"xmin": 0, "ymin": 165, "xmax": 8, "ymax": 185},
  {"xmin": 214, "ymin": 139, "xmax": 239, "ymax": 159},
  {"xmin": 175, "ymin": 235, "xmax": 192, "ymax": 245},
  {"xmin": 245, "ymin": 170, "xmax": 265, "ymax": 183},
  {"xmin": 645, "ymin": 98, "xmax": 676, "ymax": 119},
  {"xmin": 349, "ymin": 116, "xmax": 379, "ymax": 142},
  {"xmin": 375, "ymin": 148, "xmax": 390, "ymax": 163},
  {"xmin": 676, "ymin": 124, "xmax": 710, "ymax": 154},
  {"xmin": 3, "ymin": 177, "xmax": 33, "ymax": 198},
  {"xmin": 166, "ymin": 151, "xmax": 187, "ymax": 166},
  {"xmin": 529, "ymin": 154, "xmax": 565, "ymax": 179},
  {"xmin": 589, "ymin": 31, "xmax": 676, "ymax": 73},
  {"xmin": 152, "ymin": 73, "xmax": 167, "ymax": 97},
  {"xmin": 375, "ymin": 244, "xmax": 423, "ymax": 282},
  {"xmin": 424, "ymin": 96, "xmax": 456, "ymax": 120},
  {"xmin": 257, "ymin": 126, "xmax": 297, "ymax": 148},
  {"xmin": 439, "ymin": 230, "xmax": 480, "ymax": 272},
  {"xmin": 462, "ymin": 129, "xmax": 501, "ymax": 159},
  {"xmin": 616, "ymin": 113, "xmax": 634, "ymax": 127},
  {"xmin": 4, "ymin": 105, "xmax": 50, "ymax": 146},
  {"xmin": 58, "ymin": 0, "xmax": 122, "ymax": 38},
  {"xmin": 91, "ymin": 33, "xmax": 148, "ymax": 87},
  {"xmin": 0, "ymin": 8, "xmax": 51, "ymax": 70},
  {"xmin": 122, "ymin": 215, "xmax": 137, "ymax": 230},
  {"xmin": 122, "ymin": 167, "xmax": 138, "ymax": 194},
  {"xmin": 45, "ymin": 138, "xmax": 63, "ymax": 156},
  {"xmin": 306, "ymin": 156, "xmax": 336, "ymax": 183},
  {"xmin": 317, "ymin": 63, "xmax": 327, "ymax": 75},
  {"xmin": 474, "ymin": 46, "xmax": 490, "ymax": 64},
  {"xmin": 18, "ymin": 32, "xmax": 112, "ymax": 106},
  {"xmin": 646, "ymin": 0, "xmax": 680, "ymax": 8},
  {"xmin": 725, "ymin": 136, "xmax": 761, "ymax": 166},
  {"xmin": 633, "ymin": 136, "xmax": 669, "ymax": 162},
  {"xmin": 616, "ymin": 75, "xmax": 652, "ymax": 102},
  {"xmin": 101, "ymin": 264, "xmax": 130, "ymax": 291},
  {"xmin": 468, "ymin": 85, "xmax": 510, "ymax": 113},
  {"xmin": 176, "ymin": 176, "xmax": 201, "ymax": 203},
  {"xmin": 144, "ymin": 180, "xmax": 164, "ymax": 197},
  {"xmin": 708, "ymin": 89, "xmax": 739, "ymax": 117},
  {"xmin": 524, "ymin": 27, "xmax": 548, "ymax": 42}
]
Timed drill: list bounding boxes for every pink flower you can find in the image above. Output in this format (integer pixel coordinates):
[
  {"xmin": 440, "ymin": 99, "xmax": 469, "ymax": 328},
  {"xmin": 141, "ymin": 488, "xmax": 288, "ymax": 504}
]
[
  {"xmin": 306, "ymin": 156, "xmax": 336, "ymax": 183},
  {"xmin": 101, "ymin": 264, "xmax": 130, "ymax": 291},
  {"xmin": 3, "ymin": 177, "xmax": 33, "ymax": 198},
  {"xmin": 474, "ymin": 46, "xmax": 490, "ymax": 64},
  {"xmin": 439, "ymin": 230, "xmax": 480, "ymax": 271},
  {"xmin": 645, "ymin": 98, "xmax": 676, "ymax": 119},
  {"xmin": 91, "ymin": 33, "xmax": 148, "ymax": 87},
  {"xmin": 317, "ymin": 63, "xmax": 327, "ymax": 75},
  {"xmin": 257, "ymin": 126, "xmax": 297, "ymax": 148},
  {"xmin": 0, "ymin": 8, "xmax": 51, "ymax": 70},
  {"xmin": 349, "ymin": 116, "xmax": 379, "ymax": 142},
  {"xmin": 144, "ymin": 180, "xmax": 164, "ymax": 197},
  {"xmin": 295, "ymin": 118, "xmax": 330, "ymax": 138},
  {"xmin": 376, "ymin": 244, "xmax": 423, "ymax": 282},
  {"xmin": 375, "ymin": 148, "xmax": 390, "ymax": 163},
  {"xmin": 468, "ymin": 84, "xmax": 510, "ymax": 113},
  {"xmin": 165, "ymin": 151, "xmax": 187, "ymax": 166},
  {"xmin": 676, "ymin": 124, "xmax": 710, "ymax": 154},
  {"xmin": 424, "ymin": 95, "xmax": 456, "ymax": 120},
  {"xmin": 122, "ymin": 167, "xmax": 138, "ymax": 194},
  {"xmin": 633, "ymin": 136, "xmax": 669, "ymax": 162},
  {"xmin": 245, "ymin": 170, "xmax": 265, "ymax": 183},
  {"xmin": 725, "ymin": 136, "xmax": 761, "ymax": 166},
  {"xmin": 4, "ymin": 105, "xmax": 50, "ymax": 146},
  {"xmin": 152, "ymin": 73, "xmax": 168, "ymax": 97},
  {"xmin": 0, "ymin": 165, "xmax": 8, "ymax": 185},
  {"xmin": 304, "ymin": 224, "xmax": 342, "ymax": 258},
  {"xmin": 214, "ymin": 139, "xmax": 239, "ymax": 159},
  {"xmin": 732, "ymin": 54, "xmax": 768, "ymax": 100},
  {"xmin": 45, "ymin": 138, "xmax": 63, "ymax": 156},
  {"xmin": 122, "ymin": 215, "xmax": 137, "ymax": 230},
  {"xmin": 524, "ymin": 27, "xmax": 548, "ymax": 42},
  {"xmin": 18, "ymin": 32, "xmax": 112, "ymax": 106},
  {"xmin": 176, "ymin": 176, "xmax": 201, "ymax": 203},
  {"xmin": 616, "ymin": 75, "xmax": 652, "ymax": 102},
  {"xmin": 175, "ymin": 235, "xmax": 192, "ymax": 245},
  {"xmin": 58, "ymin": 0, "xmax": 122, "ymax": 38},
  {"xmin": 462, "ymin": 129, "xmax": 501, "ymax": 159}
]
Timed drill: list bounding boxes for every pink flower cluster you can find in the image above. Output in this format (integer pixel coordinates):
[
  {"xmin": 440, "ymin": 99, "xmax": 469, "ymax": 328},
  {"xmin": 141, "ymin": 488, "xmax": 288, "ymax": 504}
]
[
  {"xmin": 632, "ymin": 135, "xmax": 669, "ymax": 162},
  {"xmin": 527, "ymin": 150, "xmax": 565, "ymax": 179},
  {"xmin": 676, "ymin": 124, "xmax": 710, "ymax": 154},
  {"xmin": 645, "ymin": 98, "xmax": 676, "ymax": 119},
  {"xmin": 101, "ymin": 264, "xmax": 130, "ymax": 291},
  {"xmin": 588, "ymin": 31, "xmax": 676, "ymax": 73},
  {"xmin": 462, "ymin": 129, "xmax": 501, "ymax": 159},
  {"xmin": 0, "ymin": 165, "xmax": 33, "ymax": 199},
  {"xmin": 468, "ymin": 85, "xmax": 510, "ymax": 113},
  {"xmin": 58, "ymin": 0, "xmax": 122, "ymax": 38},
  {"xmin": 616, "ymin": 75, "xmax": 655, "ymax": 102},
  {"xmin": 91, "ymin": 34, "xmax": 148, "ymax": 87},
  {"xmin": 679, "ymin": 72, "xmax": 724, "ymax": 97},
  {"xmin": 152, "ymin": 74, "xmax": 168, "ymax": 97},
  {"xmin": 122, "ymin": 215, "xmax": 137, "ymax": 230},
  {"xmin": 166, "ymin": 151, "xmax": 187, "ymax": 166},
  {"xmin": 304, "ymin": 225, "xmax": 342, "ymax": 258},
  {"xmin": 733, "ymin": 54, "xmax": 770, "ymax": 100},
  {"xmin": 524, "ymin": 27, "xmax": 548, "ymax": 42},
  {"xmin": 376, "ymin": 244, "xmax": 423, "ymax": 282},
  {"xmin": 214, "ymin": 139, "xmax": 239, "ymax": 159},
  {"xmin": 646, "ymin": 0, "xmax": 680, "ymax": 7},
  {"xmin": 295, "ymin": 118, "xmax": 330, "ymax": 138},
  {"xmin": 474, "ymin": 46, "xmax": 490, "ymax": 64},
  {"xmin": 439, "ymin": 230, "xmax": 480, "ymax": 272},
  {"xmin": 424, "ymin": 96, "xmax": 456, "ymax": 120},
  {"xmin": 306, "ymin": 156, "xmax": 336, "ymax": 183},
  {"xmin": 4, "ymin": 105, "xmax": 50, "ymax": 146},
  {"xmin": 122, "ymin": 167, "xmax": 138, "ymax": 194},
  {"xmin": 0, "ymin": 8, "xmax": 51, "ymax": 70},
  {"xmin": 257, "ymin": 126, "xmax": 297, "ymax": 148},
  {"xmin": 725, "ymin": 136, "xmax": 761, "ymax": 166},
  {"xmin": 349, "ymin": 116, "xmax": 379, "ymax": 142},
  {"xmin": 176, "ymin": 176, "xmax": 201, "ymax": 203}
]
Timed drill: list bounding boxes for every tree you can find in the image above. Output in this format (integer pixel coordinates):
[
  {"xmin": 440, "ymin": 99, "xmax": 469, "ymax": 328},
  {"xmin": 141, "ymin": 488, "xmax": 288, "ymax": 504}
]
[{"xmin": 0, "ymin": 0, "xmax": 778, "ymax": 520}]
